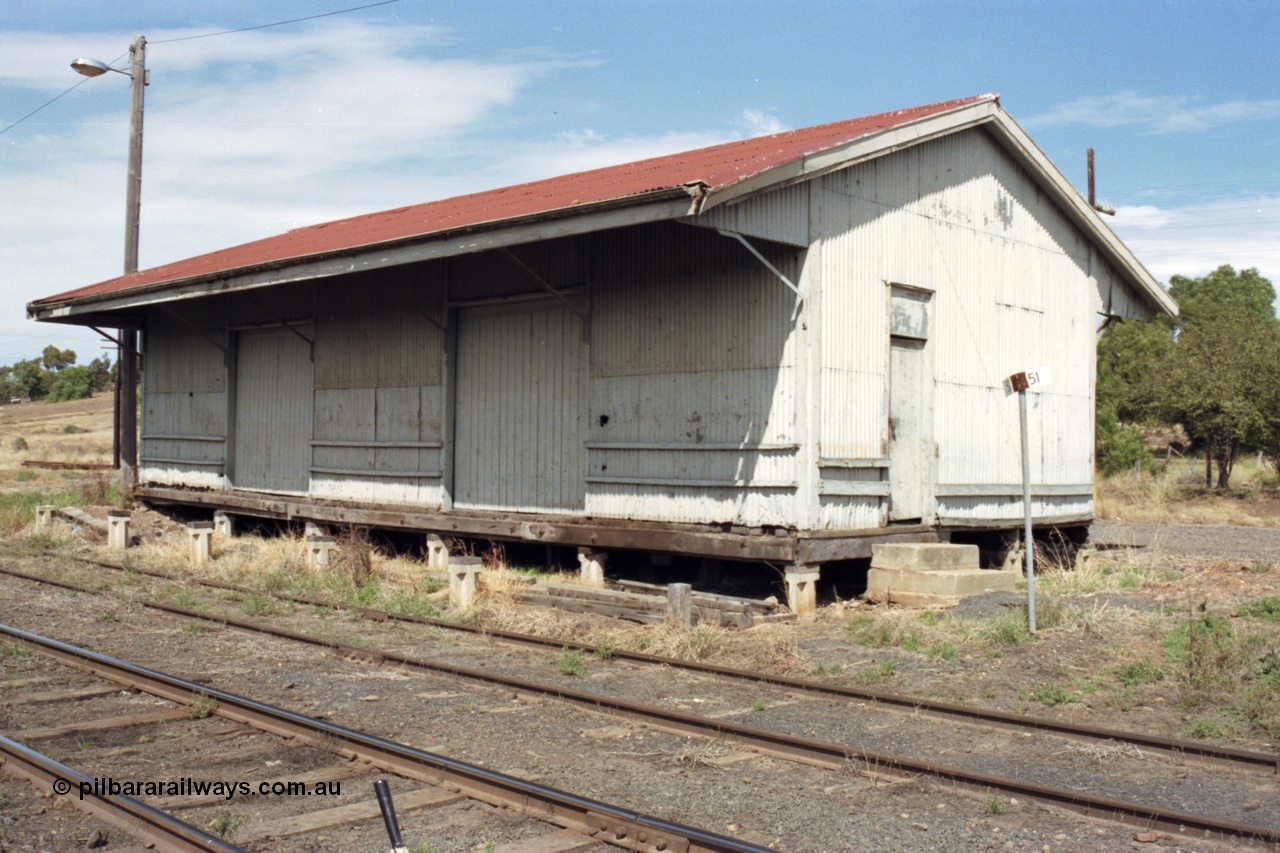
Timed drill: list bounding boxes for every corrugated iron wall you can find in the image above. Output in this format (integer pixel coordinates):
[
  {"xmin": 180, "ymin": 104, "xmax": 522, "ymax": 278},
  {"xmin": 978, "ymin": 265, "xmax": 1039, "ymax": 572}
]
[
  {"xmin": 140, "ymin": 304, "xmax": 228, "ymax": 489},
  {"xmin": 232, "ymin": 326, "xmax": 313, "ymax": 493},
  {"xmin": 812, "ymin": 127, "xmax": 1098, "ymax": 526},
  {"xmin": 585, "ymin": 223, "xmax": 802, "ymax": 526},
  {"xmin": 311, "ymin": 266, "xmax": 447, "ymax": 506}
]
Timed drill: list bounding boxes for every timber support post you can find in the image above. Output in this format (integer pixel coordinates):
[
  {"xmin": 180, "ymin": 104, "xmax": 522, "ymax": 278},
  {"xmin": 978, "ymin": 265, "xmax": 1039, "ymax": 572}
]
[{"xmin": 666, "ymin": 583, "xmax": 692, "ymax": 628}]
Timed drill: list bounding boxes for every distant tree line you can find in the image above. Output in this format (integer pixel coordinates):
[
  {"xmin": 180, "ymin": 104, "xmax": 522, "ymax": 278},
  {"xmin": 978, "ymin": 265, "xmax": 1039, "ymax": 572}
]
[
  {"xmin": 1, "ymin": 345, "xmax": 115, "ymax": 403},
  {"xmin": 1097, "ymin": 265, "xmax": 1280, "ymax": 487}
]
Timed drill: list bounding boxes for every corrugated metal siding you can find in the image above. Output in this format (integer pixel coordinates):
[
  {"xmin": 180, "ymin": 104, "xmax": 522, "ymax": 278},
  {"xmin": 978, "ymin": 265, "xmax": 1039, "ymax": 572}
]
[
  {"xmin": 454, "ymin": 302, "xmax": 586, "ymax": 512},
  {"xmin": 585, "ymin": 223, "xmax": 801, "ymax": 525},
  {"xmin": 691, "ymin": 182, "xmax": 811, "ymax": 247},
  {"xmin": 813, "ymin": 127, "xmax": 1097, "ymax": 526},
  {"xmin": 309, "ymin": 267, "xmax": 447, "ymax": 506},
  {"xmin": 232, "ymin": 326, "xmax": 314, "ymax": 494},
  {"xmin": 140, "ymin": 305, "xmax": 228, "ymax": 488}
]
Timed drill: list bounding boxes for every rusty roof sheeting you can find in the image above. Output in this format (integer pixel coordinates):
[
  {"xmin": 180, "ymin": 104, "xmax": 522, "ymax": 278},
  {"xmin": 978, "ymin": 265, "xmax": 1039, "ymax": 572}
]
[{"xmin": 32, "ymin": 95, "xmax": 994, "ymax": 308}]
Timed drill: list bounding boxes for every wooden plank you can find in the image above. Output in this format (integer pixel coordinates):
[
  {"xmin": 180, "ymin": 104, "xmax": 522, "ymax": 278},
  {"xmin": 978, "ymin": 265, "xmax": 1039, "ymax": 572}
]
[
  {"xmin": 492, "ymin": 828, "xmax": 597, "ymax": 853},
  {"xmin": 537, "ymin": 583, "xmax": 665, "ymax": 611},
  {"xmin": 613, "ymin": 580, "xmax": 778, "ymax": 614},
  {"xmin": 153, "ymin": 763, "xmax": 370, "ymax": 810},
  {"xmin": 512, "ymin": 592, "xmax": 663, "ymax": 624},
  {"xmin": 0, "ymin": 685, "xmax": 121, "ymax": 706},
  {"xmin": 17, "ymin": 709, "xmax": 186, "ymax": 742},
  {"xmin": 240, "ymin": 786, "xmax": 464, "ymax": 842}
]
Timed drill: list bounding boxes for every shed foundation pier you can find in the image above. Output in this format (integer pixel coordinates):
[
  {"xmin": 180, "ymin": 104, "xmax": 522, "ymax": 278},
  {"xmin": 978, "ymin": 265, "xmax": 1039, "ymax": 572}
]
[
  {"xmin": 426, "ymin": 534, "xmax": 449, "ymax": 571},
  {"xmin": 785, "ymin": 565, "xmax": 820, "ymax": 620},
  {"xmin": 213, "ymin": 511, "xmax": 234, "ymax": 538},
  {"xmin": 306, "ymin": 536, "xmax": 336, "ymax": 569},
  {"xmin": 186, "ymin": 522, "xmax": 213, "ymax": 565},
  {"xmin": 107, "ymin": 511, "xmax": 131, "ymax": 551},
  {"xmin": 35, "ymin": 506, "xmax": 55, "ymax": 531},
  {"xmin": 578, "ymin": 548, "xmax": 608, "ymax": 588},
  {"xmin": 449, "ymin": 556, "xmax": 484, "ymax": 611}
]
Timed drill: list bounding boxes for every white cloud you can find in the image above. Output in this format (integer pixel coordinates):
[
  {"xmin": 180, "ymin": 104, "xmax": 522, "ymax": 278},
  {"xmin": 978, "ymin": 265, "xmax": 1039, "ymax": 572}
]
[
  {"xmin": 1111, "ymin": 195, "xmax": 1280, "ymax": 288},
  {"xmin": 1027, "ymin": 90, "xmax": 1280, "ymax": 134}
]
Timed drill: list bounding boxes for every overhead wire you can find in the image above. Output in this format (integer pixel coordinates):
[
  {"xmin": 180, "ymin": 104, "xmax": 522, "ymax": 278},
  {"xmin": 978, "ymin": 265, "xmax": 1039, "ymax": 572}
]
[{"xmin": 0, "ymin": 1, "xmax": 400, "ymax": 135}]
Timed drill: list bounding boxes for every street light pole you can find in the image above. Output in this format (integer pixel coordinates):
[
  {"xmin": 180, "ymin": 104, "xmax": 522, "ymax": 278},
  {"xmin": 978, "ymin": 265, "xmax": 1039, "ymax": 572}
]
[
  {"xmin": 119, "ymin": 35, "xmax": 146, "ymax": 492},
  {"xmin": 72, "ymin": 34, "xmax": 147, "ymax": 492}
]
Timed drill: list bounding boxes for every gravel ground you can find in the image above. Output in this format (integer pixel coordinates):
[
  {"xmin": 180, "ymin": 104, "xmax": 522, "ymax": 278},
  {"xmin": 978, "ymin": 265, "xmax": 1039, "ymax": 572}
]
[
  {"xmin": 1092, "ymin": 520, "xmax": 1280, "ymax": 564},
  {"xmin": 2, "ymin": 545, "xmax": 1273, "ymax": 853}
]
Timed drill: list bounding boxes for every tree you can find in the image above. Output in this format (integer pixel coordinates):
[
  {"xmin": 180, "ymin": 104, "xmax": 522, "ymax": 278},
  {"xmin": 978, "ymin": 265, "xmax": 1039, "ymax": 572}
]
[
  {"xmin": 46, "ymin": 365, "xmax": 95, "ymax": 403},
  {"xmin": 87, "ymin": 355, "xmax": 114, "ymax": 392},
  {"xmin": 1157, "ymin": 266, "xmax": 1280, "ymax": 488},
  {"xmin": 7, "ymin": 359, "xmax": 52, "ymax": 401},
  {"xmin": 40, "ymin": 345, "xmax": 76, "ymax": 371}
]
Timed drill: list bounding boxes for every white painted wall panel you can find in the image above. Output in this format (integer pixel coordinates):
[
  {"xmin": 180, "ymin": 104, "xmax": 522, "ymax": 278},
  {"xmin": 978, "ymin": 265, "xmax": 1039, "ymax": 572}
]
[
  {"xmin": 812, "ymin": 127, "xmax": 1101, "ymax": 527},
  {"xmin": 691, "ymin": 182, "xmax": 811, "ymax": 247}
]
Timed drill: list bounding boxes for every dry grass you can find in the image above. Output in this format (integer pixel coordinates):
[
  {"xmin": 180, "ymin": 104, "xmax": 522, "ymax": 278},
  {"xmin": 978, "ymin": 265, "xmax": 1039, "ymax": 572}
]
[
  {"xmin": 1096, "ymin": 456, "xmax": 1280, "ymax": 527},
  {"xmin": 0, "ymin": 396, "xmax": 114, "ymax": 489}
]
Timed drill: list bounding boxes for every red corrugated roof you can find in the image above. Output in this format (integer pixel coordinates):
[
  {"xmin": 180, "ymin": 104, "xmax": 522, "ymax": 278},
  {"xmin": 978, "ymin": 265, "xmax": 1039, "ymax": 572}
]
[{"xmin": 34, "ymin": 95, "xmax": 994, "ymax": 307}]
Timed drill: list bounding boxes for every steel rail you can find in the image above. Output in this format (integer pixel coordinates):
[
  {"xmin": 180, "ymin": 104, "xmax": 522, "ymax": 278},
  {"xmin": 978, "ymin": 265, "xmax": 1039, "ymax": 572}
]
[
  {"xmin": 0, "ymin": 623, "xmax": 766, "ymax": 853},
  {"xmin": 4, "ymin": 606, "xmax": 1280, "ymax": 847},
  {"xmin": 18, "ymin": 557, "xmax": 1280, "ymax": 773},
  {"xmin": 0, "ymin": 733, "xmax": 244, "ymax": 853}
]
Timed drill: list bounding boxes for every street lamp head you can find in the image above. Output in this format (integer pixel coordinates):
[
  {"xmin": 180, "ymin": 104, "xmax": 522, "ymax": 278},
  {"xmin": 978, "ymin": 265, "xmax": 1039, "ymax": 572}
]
[{"xmin": 71, "ymin": 58, "xmax": 111, "ymax": 77}]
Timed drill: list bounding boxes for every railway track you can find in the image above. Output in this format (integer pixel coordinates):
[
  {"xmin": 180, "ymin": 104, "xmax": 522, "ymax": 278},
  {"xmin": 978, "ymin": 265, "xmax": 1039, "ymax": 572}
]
[
  {"xmin": 15, "ymin": 555, "xmax": 1280, "ymax": 773},
  {"xmin": 3, "ymin": 561, "xmax": 1279, "ymax": 849},
  {"xmin": 1, "ymin": 624, "xmax": 769, "ymax": 853}
]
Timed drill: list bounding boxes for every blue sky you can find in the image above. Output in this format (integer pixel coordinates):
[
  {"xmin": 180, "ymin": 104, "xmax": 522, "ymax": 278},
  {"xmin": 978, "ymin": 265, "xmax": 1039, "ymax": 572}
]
[{"xmin": 2, "ymin": 0, "xmax": 1277, "ymax": 364}]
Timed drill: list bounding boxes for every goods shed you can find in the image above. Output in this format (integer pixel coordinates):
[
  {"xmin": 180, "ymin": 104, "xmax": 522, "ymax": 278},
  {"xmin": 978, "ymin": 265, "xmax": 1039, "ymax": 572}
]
[{"xmin": 29, "ymin": 94, "xmax": 1174, "ymax": 607}]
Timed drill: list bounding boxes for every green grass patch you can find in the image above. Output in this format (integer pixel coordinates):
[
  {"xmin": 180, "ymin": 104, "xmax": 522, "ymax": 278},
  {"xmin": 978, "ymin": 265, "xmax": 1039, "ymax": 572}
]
[
  {"xmin": 984, "ymin": 610, "xmax": 1031, "ymax": 645},
  {"xmin": 1237, "ymin": 596, "xmax": 1280, "ymax": 620},
  {"xmin": 240, "ymin": 592, "xmax": 277, "ymax": 617},
  {"xmin": 856, "ymin": 660, "xmax": 897, "ymax": 685},
  {"xmin": 812, "ymin": 661, "xmax": 842, "ymax": 677},
  {"xmin": 928, "ymin": 641, "xmax": 958, "ymax": 661},
  {"xmin": 557, "ymin": 647, "xmax": 587, "ymax": 677},
  {"xmin": 1112, "ymin": 657, "xmax": 1166, "ymax": 686},
  {"xmin": 1022, "ymin": 679, "xmax": 1080, "ymax": 706}
]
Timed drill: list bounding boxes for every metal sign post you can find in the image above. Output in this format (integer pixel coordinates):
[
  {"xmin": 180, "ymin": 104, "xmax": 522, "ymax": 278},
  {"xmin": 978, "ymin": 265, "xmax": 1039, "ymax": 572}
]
[{"xmin": 1006, "ymin": 366, "xmax": 1052, "ymax": 633}]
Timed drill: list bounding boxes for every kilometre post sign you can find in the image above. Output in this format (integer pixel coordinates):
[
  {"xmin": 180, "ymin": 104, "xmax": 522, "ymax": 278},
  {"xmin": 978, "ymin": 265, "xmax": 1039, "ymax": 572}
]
[{"xmin": 1006, "ymin": 366, "xmax": 1053, "ymax": 394}]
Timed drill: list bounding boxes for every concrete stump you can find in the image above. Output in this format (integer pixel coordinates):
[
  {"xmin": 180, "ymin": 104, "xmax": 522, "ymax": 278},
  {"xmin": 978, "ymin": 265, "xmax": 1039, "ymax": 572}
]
[
  {"xmin": 304, "ymin": 521, "xmax": 326, "ymax": 539},
  {"xmin": 785, "ymin": 565, "xmax": 821, "ymax": 620},
  {"xmin": 186, "ymin": 522, "xmax": 213, "ymax": 565},
  {"xmin": 306, "ymin": 536, "xmax": 336, "ymax": 569},
  {"xmin": 866, "ymin": 543, "xmax": 1017, "ymax": 608},
  {"xmin": 35, "ymin": 505, "xmax": 55, "ymax": 531},
  {"xmin": 213, "ymin": 511, "xmax": 234, "ymax": 538},
  {"xmin": 577, "ymin": 548, "xmax": 608, "ymax": 588},
  {"xmin": 426, "ymin": 534, "xmax": 450, "ymax": 571},
  {"xmin": 107, "ymin": 511, "xmax": 131, "ymax": 550},
  {"xmin": 448, "ymin": 556, "xmax": 484, "ymax": 611},
  {"xmin": 1074, "ymin": 547, "xmax": 1097, "ymax": 572}
]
